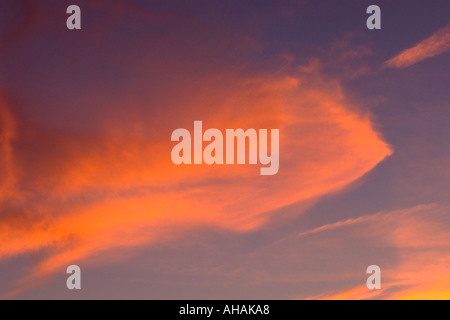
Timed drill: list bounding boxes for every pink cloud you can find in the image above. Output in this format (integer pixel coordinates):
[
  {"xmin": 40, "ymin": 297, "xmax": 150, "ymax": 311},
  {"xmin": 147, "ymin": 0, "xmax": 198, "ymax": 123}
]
[{"xmin": 384, "ymin": 23, "xmax": 450, "ymax": 68}]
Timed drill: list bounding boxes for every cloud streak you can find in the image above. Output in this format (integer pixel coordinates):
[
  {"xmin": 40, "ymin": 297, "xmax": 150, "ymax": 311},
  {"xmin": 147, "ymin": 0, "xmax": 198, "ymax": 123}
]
[{"xmin": 384, "ymin": 23, "xmax": 450, "ymax": 68}]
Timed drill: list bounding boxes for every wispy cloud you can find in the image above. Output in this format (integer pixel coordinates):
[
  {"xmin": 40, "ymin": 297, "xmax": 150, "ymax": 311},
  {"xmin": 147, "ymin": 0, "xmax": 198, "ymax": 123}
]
[
  {"xmin": 299, "ymin": 204, "xmax": 450, "ymax": 300},
  {"xmin": 384, "ymin": 23, "xmax": 450, "ymax": 68},
  {"xmin": 296, "ymin": 212, "xmax": 383, "ymax": 237}
]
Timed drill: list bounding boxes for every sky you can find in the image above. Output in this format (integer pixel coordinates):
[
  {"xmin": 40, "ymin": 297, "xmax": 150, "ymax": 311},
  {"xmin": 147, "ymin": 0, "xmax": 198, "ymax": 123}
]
[{"xmin": 0, "ymin": 0, "xmax": 449, "ymax": 299}]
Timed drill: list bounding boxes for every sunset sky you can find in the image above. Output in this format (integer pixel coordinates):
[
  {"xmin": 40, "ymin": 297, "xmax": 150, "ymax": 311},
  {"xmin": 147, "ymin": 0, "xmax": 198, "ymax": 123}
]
[{"xmin": 0, "ymin": 0, "xmax": 449, "ymax": 299}]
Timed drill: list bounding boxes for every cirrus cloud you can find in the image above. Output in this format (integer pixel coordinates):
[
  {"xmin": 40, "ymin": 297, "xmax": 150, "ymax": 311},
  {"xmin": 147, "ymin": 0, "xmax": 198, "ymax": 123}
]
[
  {"xmin": 0, "ymin": 69, "xmax": 392, "ymax": 297},
  {"xmin": 384, "ymin": 23, "xmax": 450, "ymax": 69}
]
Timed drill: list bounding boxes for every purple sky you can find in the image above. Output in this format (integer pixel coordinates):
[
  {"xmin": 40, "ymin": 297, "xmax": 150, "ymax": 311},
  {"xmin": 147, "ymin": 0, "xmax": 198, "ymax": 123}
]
[{"xmin": 0, "ymin": 0, "xmax": 449, "ymax": 299}]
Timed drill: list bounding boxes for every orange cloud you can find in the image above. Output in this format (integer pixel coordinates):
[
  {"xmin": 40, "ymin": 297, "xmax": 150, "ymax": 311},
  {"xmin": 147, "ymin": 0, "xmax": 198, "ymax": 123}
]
[
  {"xmin": 0, "ymin": 70, "xmax": 392, "ymax": 296},
  {"xmin": 309, "ymin": 285, "xmax": 385, "ymax": 300},
  {"xmin": 384, "ymin": 23, "xmax": 450, "ymax": 68}
]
